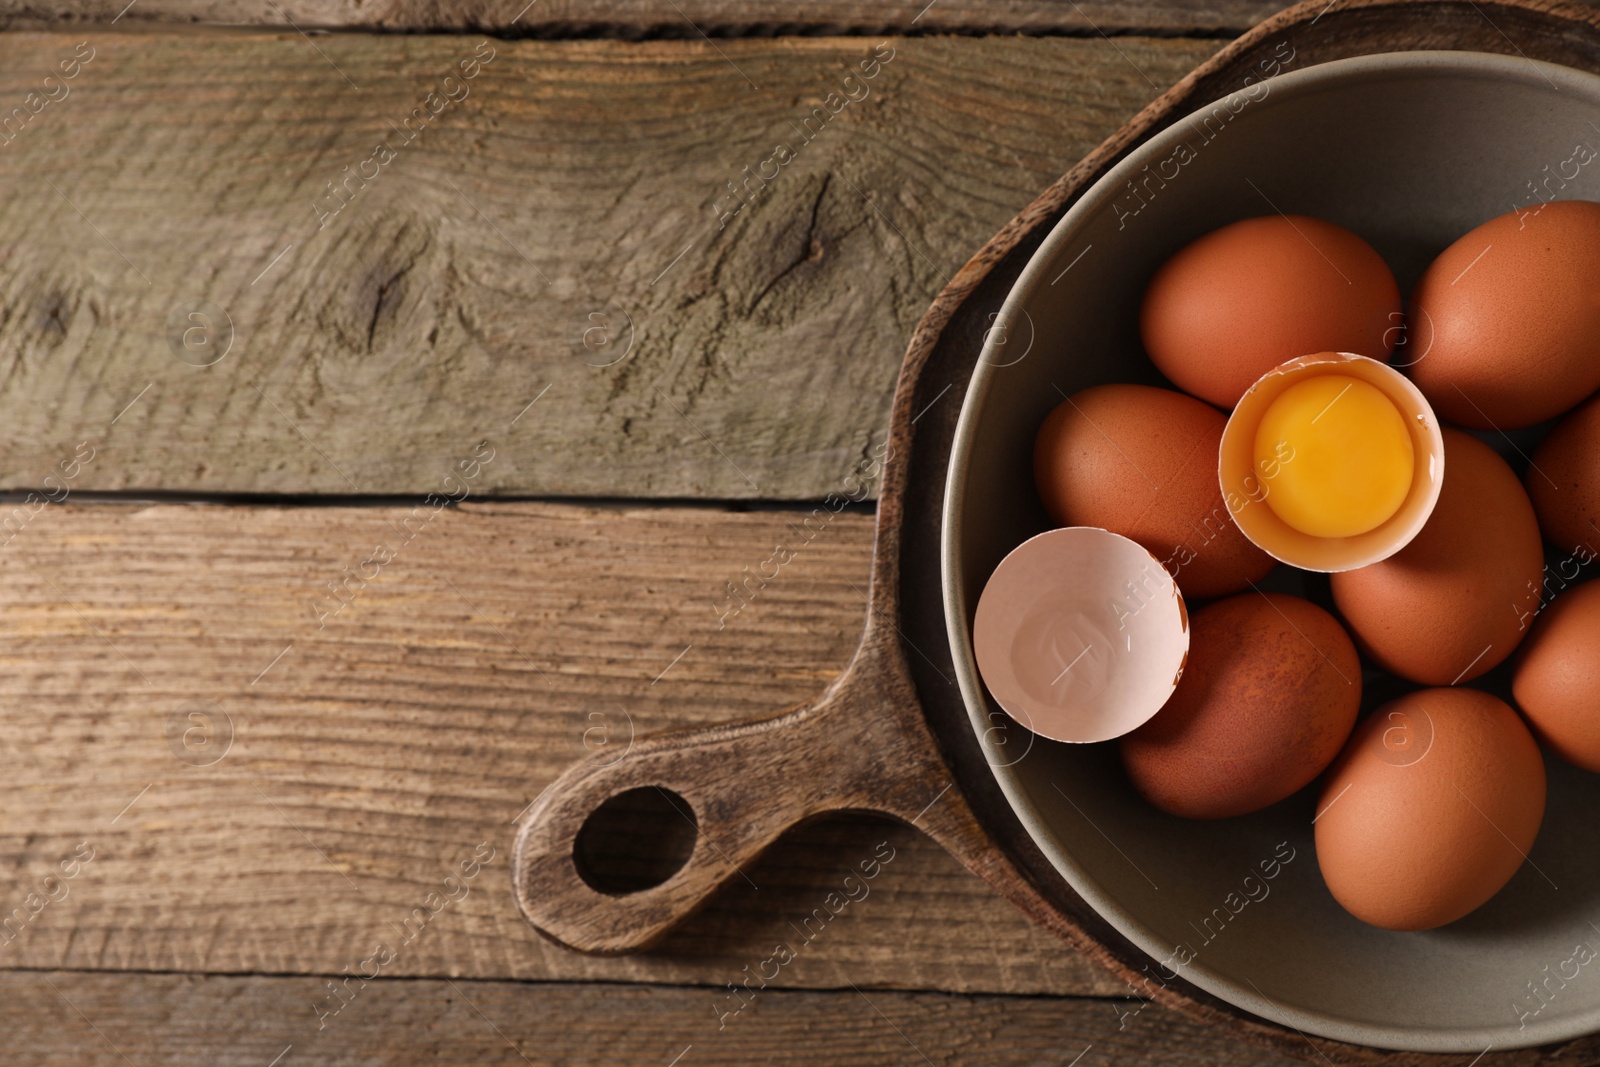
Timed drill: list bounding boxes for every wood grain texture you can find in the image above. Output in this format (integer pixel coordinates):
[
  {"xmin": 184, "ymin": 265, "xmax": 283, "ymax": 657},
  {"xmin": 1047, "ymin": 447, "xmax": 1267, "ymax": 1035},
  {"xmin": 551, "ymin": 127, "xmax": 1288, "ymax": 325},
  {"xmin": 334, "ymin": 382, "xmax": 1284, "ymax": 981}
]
[
  {"xmin": 0, "ymin": 498, "xmax": 1118, "ymax": 997},
  {"xmin": 4, "ymin": 1, "xmax": 1290, "ymax": 36},
  {"xmin": 1, "ymin": 971, "xmax": 1306, "ymax": 1067},
  {"xmin": 0, "ymin": 31, "xmax": 1214, "ymax": 500}
]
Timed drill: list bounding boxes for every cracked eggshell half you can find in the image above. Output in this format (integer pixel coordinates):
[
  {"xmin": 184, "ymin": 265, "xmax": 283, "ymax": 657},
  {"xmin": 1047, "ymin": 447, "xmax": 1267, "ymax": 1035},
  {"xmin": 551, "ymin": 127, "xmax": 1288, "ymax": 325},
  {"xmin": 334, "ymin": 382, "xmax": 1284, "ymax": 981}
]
[{"xmin": 973, "ymin": 527, "xmax": 1189, "ymax": 744}]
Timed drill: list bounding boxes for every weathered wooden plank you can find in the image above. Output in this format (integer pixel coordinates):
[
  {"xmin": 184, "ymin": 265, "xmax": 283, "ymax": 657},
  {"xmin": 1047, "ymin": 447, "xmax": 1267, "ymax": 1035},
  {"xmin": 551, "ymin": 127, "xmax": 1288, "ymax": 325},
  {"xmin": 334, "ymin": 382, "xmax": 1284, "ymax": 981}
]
[
  {"xmin": 3, "ymin": 970, "xmax": 1304, "ymax": 1066},
  {"xmin": 6, "ymin": 1, "xmax": 1286, "ymax": 36},
  {"xmin": 0, "ymin": 32, "xmax": 1214, "ymax": 499},
  {"xmin": 0, "ymin": 499, "xmax": 1119, "ymax": 997}
]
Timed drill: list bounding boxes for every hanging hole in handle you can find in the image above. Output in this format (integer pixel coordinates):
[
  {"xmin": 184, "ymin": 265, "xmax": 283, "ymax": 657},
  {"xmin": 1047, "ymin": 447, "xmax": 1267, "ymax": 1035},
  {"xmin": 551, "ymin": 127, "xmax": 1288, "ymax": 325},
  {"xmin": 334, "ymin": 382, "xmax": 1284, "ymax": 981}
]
[{"xmin": 573, "ymin": 786, "xmax": 698, "ymax": 895}]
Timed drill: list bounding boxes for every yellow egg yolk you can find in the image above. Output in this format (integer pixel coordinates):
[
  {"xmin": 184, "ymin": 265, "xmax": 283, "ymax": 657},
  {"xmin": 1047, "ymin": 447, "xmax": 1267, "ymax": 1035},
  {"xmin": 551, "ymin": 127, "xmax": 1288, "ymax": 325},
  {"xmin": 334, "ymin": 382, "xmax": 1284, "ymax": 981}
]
[{"xmin": 1253, "ymin": 374, "xmax": 1414, "ymax": 539}]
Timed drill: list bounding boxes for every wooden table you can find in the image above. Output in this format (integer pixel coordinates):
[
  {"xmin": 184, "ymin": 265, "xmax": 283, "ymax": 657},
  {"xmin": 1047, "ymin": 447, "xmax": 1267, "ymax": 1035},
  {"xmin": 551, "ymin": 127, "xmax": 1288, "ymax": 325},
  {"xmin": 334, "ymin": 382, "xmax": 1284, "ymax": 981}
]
[{"xmin": 0, "ymin": 3, "xmax": 1519, "ymax": 1062}]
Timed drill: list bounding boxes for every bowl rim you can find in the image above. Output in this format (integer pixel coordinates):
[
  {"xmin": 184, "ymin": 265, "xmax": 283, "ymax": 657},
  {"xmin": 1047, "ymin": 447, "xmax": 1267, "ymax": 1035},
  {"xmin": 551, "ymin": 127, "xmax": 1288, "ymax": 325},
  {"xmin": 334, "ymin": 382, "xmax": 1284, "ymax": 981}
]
[{"xmin": 941, "ymin": 48, "xmax": 1600, "ymax": 1053}]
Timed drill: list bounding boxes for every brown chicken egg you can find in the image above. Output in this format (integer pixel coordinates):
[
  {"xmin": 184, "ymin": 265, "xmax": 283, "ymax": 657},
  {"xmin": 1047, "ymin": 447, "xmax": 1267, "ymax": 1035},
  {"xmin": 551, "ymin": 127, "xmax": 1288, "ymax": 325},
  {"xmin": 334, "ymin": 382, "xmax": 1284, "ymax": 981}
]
[
  {"xmin": 1140, "ymin": 215, "xmax": 1401, "ymax": 409},
  {"xmin": 1120, "ymin": 592, "xmax": 1360, "ymax": 819},
  {"xmin": 1526, "ymin": 391, "xmax": 1600, "ymax": 554},
  {"xmin": 1513, "ymin": 579, "xmax": 1600, "ymax": 772},
  {"xmin": 1314, "ymin": 688, "xmax": 1545, "ymax": 930},
  {"xmin": 1408, "ymin": 199, "xmax": 1600, "ymax": 429},
  {"xmin": 1330, "ymin": 428, "xmax": 1543, "ymax": 684},
  {"xmin": 1034, "ymin": 384, "xmax": 1275, "ymax": 599}
]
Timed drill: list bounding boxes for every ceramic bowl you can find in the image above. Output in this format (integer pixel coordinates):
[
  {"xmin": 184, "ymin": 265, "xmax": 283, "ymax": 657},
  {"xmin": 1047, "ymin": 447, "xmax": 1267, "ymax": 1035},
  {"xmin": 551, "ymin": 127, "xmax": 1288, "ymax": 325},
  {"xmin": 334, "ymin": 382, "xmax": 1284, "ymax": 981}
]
[{"xmin": 943, "ymin": 50, "xmax": 1600, "ymax": 1052}]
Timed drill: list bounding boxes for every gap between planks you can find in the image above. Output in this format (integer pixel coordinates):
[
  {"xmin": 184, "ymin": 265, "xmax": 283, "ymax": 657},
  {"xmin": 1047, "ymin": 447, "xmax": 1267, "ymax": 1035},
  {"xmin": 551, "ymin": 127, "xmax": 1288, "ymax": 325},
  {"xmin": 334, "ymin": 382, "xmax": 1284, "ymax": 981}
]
[
  {"xmin": 0, "ymin": 968, "xmax": 1307, "ymax": 1067},
  {"xmin": 0, "ymin": 1, "xmax": 1298, "ymax": 38}
]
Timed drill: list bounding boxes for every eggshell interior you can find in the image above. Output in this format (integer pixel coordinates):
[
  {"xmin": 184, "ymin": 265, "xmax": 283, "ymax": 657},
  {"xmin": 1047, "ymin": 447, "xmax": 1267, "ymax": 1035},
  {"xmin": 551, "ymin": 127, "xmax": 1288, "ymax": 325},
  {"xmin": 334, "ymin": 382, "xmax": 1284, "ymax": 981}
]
[{"xmin": 973, "ymin": 527, "xmax": 1189, "ymax": 743}]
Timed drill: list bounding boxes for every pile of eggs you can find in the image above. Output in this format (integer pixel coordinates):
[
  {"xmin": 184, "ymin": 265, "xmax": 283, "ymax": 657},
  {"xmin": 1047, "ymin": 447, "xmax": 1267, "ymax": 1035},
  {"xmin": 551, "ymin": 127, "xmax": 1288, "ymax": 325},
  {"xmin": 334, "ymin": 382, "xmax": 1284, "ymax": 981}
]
[{"xmin": 979, "ymin": 199, "xmax": 1600, "ymax": 931}]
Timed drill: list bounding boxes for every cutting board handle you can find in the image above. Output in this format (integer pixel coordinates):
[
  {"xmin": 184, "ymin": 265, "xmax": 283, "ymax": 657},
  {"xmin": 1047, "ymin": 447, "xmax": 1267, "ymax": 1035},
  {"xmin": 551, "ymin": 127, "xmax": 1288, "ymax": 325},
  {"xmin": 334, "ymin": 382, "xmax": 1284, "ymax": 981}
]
[{"xmin": 511, "ymin": 635, "xmax": 973, "ymax": 953}]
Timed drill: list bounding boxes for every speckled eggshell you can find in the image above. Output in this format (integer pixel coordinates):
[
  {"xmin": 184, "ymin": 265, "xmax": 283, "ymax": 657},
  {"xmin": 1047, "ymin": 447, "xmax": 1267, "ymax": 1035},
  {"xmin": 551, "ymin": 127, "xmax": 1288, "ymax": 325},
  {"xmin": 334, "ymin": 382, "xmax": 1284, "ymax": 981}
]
[
  {"xmin": 1330, "ymin": 428, "xmax": 1543, "ymax": 684},
  {"xmin": 1526, "ymin": 391, "xmax": 1600, "ymax": 554},
  {"xmin": 1409, "ymin": 200, "xmax": 1600, "ymax": 429},
  {"xmin": 1120, "ymin": 592, "xmax": 1361, "ymax": 820},
  {"xmin": 1034, "ymin": 384, "xmax": 1275, "ymax": 600},
  {"xmin": 1139, "ymin": 215, "xmax": 1400, "ymax": 409},
  {"xmin": 1314, "ymin": 688, "xmax": 1545, "ymax": 930},
  {"xmin": 1513, "ymin": 579, "xmax": 1600, "ymax": 772}
]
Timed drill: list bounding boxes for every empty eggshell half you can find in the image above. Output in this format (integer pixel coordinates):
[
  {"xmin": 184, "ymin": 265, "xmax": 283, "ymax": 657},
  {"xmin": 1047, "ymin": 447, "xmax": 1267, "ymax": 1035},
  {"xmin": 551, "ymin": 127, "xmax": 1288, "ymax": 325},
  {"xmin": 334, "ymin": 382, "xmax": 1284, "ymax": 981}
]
[
  {"xmin": 974, "ymin": 527, "xmax": 1189, "ymax": 744},
  {"xmin": 1218, "ymin": 352, "xmax": 1445, "ymax": 572}
]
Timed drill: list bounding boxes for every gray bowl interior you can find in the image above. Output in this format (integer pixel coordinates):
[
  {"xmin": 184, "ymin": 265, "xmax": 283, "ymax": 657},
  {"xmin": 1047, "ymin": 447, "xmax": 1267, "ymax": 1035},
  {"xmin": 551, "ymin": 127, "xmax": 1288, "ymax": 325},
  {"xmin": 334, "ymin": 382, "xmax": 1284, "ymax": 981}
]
[{"xmin": 943, "ymin": 52, "xmax": 1600, "ymax": 1053}]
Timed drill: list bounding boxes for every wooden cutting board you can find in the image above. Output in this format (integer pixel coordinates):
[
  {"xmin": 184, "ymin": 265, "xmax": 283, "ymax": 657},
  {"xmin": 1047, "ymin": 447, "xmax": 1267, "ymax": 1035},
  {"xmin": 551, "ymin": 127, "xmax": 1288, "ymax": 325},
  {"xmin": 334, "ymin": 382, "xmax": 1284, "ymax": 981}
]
[{"xmin": 516, "ymin": 2, "xmax": 1600, "ymax": 1063}]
